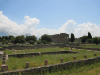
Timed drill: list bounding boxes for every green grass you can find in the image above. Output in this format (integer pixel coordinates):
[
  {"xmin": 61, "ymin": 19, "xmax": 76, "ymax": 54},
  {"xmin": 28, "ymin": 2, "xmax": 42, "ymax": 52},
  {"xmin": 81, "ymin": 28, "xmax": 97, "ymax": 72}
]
[
  {"xmin": 3, "ymin": 48, "xmax": 100, "ymax": 71},
  {"xmin": 44, "ymin": 61, "xmax": 100, "ymax": 75},
  {"xmin": 4, "ymin": 47, "xmax": 70, "ymax": 54},
  {"xmin": 80, "ymin": 43, "xmax": 100, "ymax": 46},
  {"xmin": 79, "ymin": 45, "xmax": 100, "ymax": 49}
]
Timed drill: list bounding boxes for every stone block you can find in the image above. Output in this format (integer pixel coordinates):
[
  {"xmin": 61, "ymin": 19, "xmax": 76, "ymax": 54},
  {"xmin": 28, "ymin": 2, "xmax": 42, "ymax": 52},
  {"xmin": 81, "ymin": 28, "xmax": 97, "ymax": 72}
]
[
  {"xmin": 73, "ymin": 56, "xmax": 76, "ymax": 60},
  {"xmin": 1, "ymin": 64, "xmax": 8, "ymax": 72},
  {"xmin": 26, "ymin": 62, "xmax": 29, "ymax": 68},
  {"xmin": 84, "ymin": 55, "xmax": 87, "ymax": 58},
  {"xmin": 45, "ymin": 59, "xmax": 48, "ymax": 65},
  {"xmin": 61, "ymin": 58, "xmax": 63, "ymax": 63},
  {"xmin": 94, "ymin": 54, "xmax": 97, "ymax": 56}
]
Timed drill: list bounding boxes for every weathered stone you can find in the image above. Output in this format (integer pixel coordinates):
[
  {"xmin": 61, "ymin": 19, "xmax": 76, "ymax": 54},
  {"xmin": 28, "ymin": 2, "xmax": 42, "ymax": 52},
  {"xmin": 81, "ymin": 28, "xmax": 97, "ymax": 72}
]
[
  {"xmin": 73, "ymin": 56, "xmax": 76, "ymax": 60},
  {"xmin": 26, "ymin": 62, "xmax": 29, "ymax": 68},
  {"xmin": 61, "ymin": 58, "xmax": 63, "ymax": 63},
  {"xmin": 1, "ymin": 64, "xmax": 8, "ymax": 72},
  {"xmin": 94, "ymin": 54, "xmax": 97, "ymax": 56},
  {"xmin": 84, "ymin": 55, "xmax": 87, "ymax": 58},
  {"xmin": 45, "ymin": 59, "xmax": 48, "ymax": 65}
]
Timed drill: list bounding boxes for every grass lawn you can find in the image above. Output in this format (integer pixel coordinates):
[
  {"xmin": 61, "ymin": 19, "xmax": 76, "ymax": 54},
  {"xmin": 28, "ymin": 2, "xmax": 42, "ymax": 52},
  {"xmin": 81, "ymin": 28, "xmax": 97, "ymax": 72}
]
[
  {"xmin": 44, "ymin": 61, "xmax": 100, "ymax": 75},
  {"xmin": 3, "ymin": 47, "xmax": 70, "ymax": 54},
  {"xmin": 1, "ymin": 48, "xmax": 100, "ymax": 71},
  {"xmin": 79, "ymin": 45, "xmax": 100, "ymax": 49}
]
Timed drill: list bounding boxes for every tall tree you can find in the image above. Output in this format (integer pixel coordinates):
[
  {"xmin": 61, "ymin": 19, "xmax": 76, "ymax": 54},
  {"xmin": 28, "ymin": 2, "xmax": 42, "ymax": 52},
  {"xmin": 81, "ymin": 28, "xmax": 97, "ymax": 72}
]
[
  {"xmin": 71, "ymin": 33, "xmax": 75, "ymax": 42},
  {"xmin": 26, "ymin": 35, "xmax": 37, "ymax": 43},
  {"xmin": 8, "ymin": 35, "xmax": 15, "ymax": 43},
  {"xmin": 93, "ymin": 37, "xmax": 100, "ymax": 45},
  {"xmin": 0, "ymin": 36, "xmax": 2, "ymax": 42},
  {"xmin": 81, "ymin": 36, "xmax": 88, "ymax": 43},
  {"xmin": 13, "ymin": 36, "xmax": 25, "ymax": 44},
  {"xmin": 88, "ymin": 32, "xmax": 92, "ymax": 39},
  {"xmin": 41, "ymin": 34, "xmax": 52, "ymax": 42}
]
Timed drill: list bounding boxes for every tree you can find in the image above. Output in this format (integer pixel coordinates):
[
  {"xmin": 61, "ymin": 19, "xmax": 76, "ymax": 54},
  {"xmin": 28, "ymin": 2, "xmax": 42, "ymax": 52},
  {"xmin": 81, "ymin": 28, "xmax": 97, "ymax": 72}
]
[
  {"xmin": 2, "ymin": 39, "xmax": 6, "ymax": 44},
  {"xmin": 8, "ymin": 35, "xmax": 14, "ymax": 43},
  {"xmin": 1, "ymin": 36, "xmax": 9, "ymax": 44},
  {"xmin": 88, "ymin": 32, "xmax": 92, "ymax": 39},
  {"xmin": 11, "ymin": 37, "xmax": 15, "ymax": 43},
  {"xmin": 29, "ymin": 40, "xmax": 35, "ymax": 44},
  {"xmin": 81, "ymin": 36, "xmax": 88, "ymax": 43},
  {"xmin": 2, "ymin": 36, "xmax": 9, "ymax": 40},
  {"xmin": 87, "ymin": 39, "xmax": 93, "ymax": 43},
  {"xmin": 92, "ymin": 37, "xmax": 100, "ymax": 45},
  {"xmin": 71, "ymin": 33, "xmax": 75, "ymax": 42},
  {"xmin": 41, "ymin": 40, "xmax": 47, "ymax": 44},
  {"xmin": 25, "ymin": 35, "xmax": 37, "ymax": 43},
  {"xmin": 37, "ymin": 40, "xmax": 41, "ymax": 44},
  {"xmin": 9, "ymin": 35, "xmax": 14, "ymax": 40},
  {"xmin": 13, "ymin": 36, "xmax": 25, "ymax": 44},
  {"xmin": 0, "ymin": 36, "xmax": 2, "ymax": 42},
  {"xmin": 41, "ymin": 34, "xmax": 52, "ymax": 43}
]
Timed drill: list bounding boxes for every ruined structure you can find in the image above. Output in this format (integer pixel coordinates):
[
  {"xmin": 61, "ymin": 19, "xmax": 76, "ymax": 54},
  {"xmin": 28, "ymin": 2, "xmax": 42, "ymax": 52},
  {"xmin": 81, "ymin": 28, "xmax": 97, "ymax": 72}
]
[
  {"xmin": 74, "ymin": 38, "xmax": 82, "ymax": 42},
  {"xmin": 50, "ymin": 33, "xmax": 69, "ymax": 43}
]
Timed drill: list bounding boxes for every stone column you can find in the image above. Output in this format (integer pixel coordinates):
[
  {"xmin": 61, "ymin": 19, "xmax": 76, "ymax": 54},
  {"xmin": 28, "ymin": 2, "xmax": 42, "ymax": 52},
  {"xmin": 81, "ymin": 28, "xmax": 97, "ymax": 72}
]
[
  {"xmin": 26, "ymin": 62, "xmax": 29, "ymax": 68},
  {"xmin": 61, "ymin": 58, "xmax": 63, "ymax": 63},
  {"xmin": 45, "ymin": 59, "xmax": 48, "ymax": 65}
]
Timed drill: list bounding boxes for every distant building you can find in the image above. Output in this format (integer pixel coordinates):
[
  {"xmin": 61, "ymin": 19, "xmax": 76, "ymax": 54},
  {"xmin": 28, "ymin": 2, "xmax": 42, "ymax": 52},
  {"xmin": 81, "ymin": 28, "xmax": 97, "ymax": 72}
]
[
  {"xmin": 74, "ymin": 38, "xmax": 82, "ymax": 42},
  {"xmin": 49, "ymin": 33, "xmax": 69, "ymax": 43}
]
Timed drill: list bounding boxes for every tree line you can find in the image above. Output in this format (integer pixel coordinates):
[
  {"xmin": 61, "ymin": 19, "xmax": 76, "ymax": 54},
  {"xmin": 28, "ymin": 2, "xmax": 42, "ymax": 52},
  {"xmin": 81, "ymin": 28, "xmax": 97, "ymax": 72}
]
[
  {"xmin": 0, "ymin": 34, "xmax": 52, "ymax": 44},
  {"xmin": 0, "ymin": 32, "xmax": 100, "ymax": 45},
  {"xmin": 69, "ymin": 32, "xmax": 100, "ymax": 45}
]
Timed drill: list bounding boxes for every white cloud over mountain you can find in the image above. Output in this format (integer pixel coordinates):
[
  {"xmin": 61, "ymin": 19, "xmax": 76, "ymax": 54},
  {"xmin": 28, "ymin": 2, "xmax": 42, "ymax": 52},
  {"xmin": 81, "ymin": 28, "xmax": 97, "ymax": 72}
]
[{"xmin": 0, "ymin": 11, "xmax": 100, "ymax": 39}]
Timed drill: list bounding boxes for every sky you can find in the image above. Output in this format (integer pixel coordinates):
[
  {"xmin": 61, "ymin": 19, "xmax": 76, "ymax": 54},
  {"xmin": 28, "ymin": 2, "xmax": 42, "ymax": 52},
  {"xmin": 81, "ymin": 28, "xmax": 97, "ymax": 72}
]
[{"xmin": 0, "ymin": 0, "xmax": 100, "ymax": 39}]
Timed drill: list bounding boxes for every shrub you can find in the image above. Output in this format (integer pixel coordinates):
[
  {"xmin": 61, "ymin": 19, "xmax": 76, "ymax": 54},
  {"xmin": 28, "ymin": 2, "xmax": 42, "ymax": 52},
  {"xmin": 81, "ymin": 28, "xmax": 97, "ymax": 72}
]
[
  {"xmin": 41, "ymin": 34, "xmax": 52, "ymax": 42},
  {"xmin": 41, "ymin": 40, "xmax": 47, "ymax": 44},
  {"xmin": 29, "ymin": 40, "xmax": 35, "ymax": 44},
  {"xmin": 37, "ymin": 41, "xmax": 41, "ymax": 44},
  {"xmin": 81, "ymin": 36, "xmax": 88, "ymax": 43},
  {"xmin": 93, "ymin": 37, "xmax": 100, "ymax": 45},
  {"xmin": 87, "ymin": 39, "xmax": 93, "ymax": 43}
]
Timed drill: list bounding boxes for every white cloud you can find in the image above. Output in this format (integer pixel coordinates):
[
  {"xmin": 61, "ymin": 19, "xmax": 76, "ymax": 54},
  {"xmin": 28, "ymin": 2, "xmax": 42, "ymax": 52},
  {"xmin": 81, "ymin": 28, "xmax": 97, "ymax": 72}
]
[{"xmin": 0, "ymin": 11, "xmax": 100, "ymax": 39}]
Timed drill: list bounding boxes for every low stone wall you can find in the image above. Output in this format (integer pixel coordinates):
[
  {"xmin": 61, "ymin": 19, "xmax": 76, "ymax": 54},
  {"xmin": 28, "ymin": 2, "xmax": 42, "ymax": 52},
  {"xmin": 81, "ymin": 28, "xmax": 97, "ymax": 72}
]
[
  {"xmin": 0, "ymin": 44, "xmax": 58, "ymax": 50},
  {"xmin": 74, "ymin": 46, "xmax": 100, "ymax": 51},
  {"xmin": 0, "ymin": 56, "xmax": 100, "ymax": 75},
  {"xmin": 8, "ymin": 51, "xmax": 78, "ymax": 58}
]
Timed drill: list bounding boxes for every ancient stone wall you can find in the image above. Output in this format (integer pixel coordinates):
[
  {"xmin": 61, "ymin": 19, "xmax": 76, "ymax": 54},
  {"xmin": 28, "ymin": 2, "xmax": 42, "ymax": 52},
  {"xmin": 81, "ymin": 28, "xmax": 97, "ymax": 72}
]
[
  {"xmin": 0, "ymin": 56, "xmax": 100, "ymax": 75},
  {"xmin": 50, "ymin": 33, "xmax": 69, "ymax": 43},
  {"xmin": 74, "ymin": 38, "xmax": 82, "ymax": 42}
]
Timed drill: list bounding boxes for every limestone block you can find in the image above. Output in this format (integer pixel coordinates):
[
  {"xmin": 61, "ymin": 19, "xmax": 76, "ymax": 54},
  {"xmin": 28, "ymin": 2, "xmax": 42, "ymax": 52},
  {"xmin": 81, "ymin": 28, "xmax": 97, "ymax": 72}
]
[{"xmin": 1, "ymin": 64, "xmax": 8, "ymax": 72}]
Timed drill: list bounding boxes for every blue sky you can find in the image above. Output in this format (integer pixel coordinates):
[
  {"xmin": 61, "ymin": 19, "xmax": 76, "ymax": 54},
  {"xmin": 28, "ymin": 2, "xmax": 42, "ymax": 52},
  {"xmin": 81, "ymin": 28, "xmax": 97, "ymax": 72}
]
[{"xmin": 0, "ymin": 0, "xmax": 100, "ymax": 39}]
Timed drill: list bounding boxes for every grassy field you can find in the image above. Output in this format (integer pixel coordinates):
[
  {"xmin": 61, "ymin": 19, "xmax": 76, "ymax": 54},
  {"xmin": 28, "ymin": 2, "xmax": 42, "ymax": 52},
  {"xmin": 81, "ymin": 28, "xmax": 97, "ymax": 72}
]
[
  {"xmin": 1, "ymin": 48, "xmax": 100, "ymax": 71},
  {"xmin": 44, "ymin": 61, "xmax": 100, "ymax": 75},
  {"xmin": 3, "ymin": 47, "xmax": 69, "ymax": 54},
  {"xmin": 79, "ymin": 44, "xmax": 100, "ymax": 49}
]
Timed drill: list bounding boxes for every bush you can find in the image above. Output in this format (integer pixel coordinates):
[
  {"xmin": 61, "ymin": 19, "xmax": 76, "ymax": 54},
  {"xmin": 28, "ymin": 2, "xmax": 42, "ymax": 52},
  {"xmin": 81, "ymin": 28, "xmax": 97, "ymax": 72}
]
[
  {"xmin": 29, "ymin": 40, "xmax": 35, "ymax": 44},
  {"xmin": 37, "ymin": 41, "xmax": 41, "ymax": 44},
  {"xmin": 93, "ymin": 37, "xmax": 100, "ymax": 45},
  {"xmin": 87, "ymin": 39, "xmax": 93, "ymax": 43},
  {"xmin": 81, "ymin": 36, "xmax": 88, "ymax": 43},
  {"xmin": 41, "ymin": 40, "xmax": 47, "ymax": 44},
  {"xmin": 41, "ymin": 34, "xmax": 52, "ymax": 42}
]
